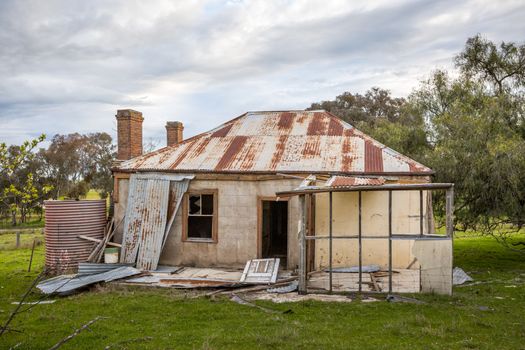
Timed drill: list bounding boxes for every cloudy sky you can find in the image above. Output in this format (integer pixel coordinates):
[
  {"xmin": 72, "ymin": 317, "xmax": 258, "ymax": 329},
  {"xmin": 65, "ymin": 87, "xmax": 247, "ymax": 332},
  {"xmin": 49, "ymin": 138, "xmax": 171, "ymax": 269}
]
[{"xmin": 1, "ymin": 0, "xmax": 524, "ymax": 146}]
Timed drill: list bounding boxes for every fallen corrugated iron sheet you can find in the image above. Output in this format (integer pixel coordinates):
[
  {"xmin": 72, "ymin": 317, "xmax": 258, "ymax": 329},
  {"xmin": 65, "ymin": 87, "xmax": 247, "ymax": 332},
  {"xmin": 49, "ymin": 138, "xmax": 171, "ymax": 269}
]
[
  {"xmin": 116, "ymin": 111, "xmax": 432, "ymax": 175},
  {"xmin": 159, "ymin": 278, "xmax": 241, "ymax": 288},
  {"xmin": 240, "ymin": 258, "xmax": 280, "ymax": 284},
  {"xmin": 326, "ymin": 176, "xmax": 386, "ymax": 187},
  {"xmin": 267, "ymin": 281, "xmax": 298, "ymax": 294},
  {"xmin": 149, "ymin": 265, "xmax": 183, "ymax": 274},
  {"xmin": 77, "ymin": 262, "xmax": 133, "ymax": 275},
  {"xmin": 37, "ymin": 266, "xmax": 141, "ymax": 295},
  {"xmin": 121, "ymin": 173, "xmax": 192, "ymax": 270},
  {"xmin": 453, "ymin": 267, "xmax": 473, "ymax": 285}
]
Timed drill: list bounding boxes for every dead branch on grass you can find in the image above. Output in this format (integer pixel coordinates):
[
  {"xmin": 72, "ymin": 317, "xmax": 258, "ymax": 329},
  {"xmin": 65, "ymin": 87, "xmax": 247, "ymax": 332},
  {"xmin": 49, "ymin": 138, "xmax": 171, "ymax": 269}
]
[{"xmin": 48, "ymin": 316, "xmax": 108, "ymax": 350}]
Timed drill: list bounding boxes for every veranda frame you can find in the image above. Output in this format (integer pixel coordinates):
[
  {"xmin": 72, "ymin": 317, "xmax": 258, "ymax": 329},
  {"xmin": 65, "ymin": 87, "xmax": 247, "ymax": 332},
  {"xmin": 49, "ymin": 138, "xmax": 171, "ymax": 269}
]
[{"xmin": 277, "ymin": 183, "xmax": 454, "ymax": 295}]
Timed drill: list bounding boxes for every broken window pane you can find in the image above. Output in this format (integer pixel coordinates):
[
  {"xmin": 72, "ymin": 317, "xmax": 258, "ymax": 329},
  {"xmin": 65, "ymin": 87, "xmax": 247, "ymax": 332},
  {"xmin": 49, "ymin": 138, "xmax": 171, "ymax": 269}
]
[
  {"xmin": 189, "ymin": 195, "xmax": 201, "ymax": 215},
  {"xmin": 186, "ymin": 192, "xmax": 216, "ymax": 240},
  {"xmin": 201, "ymin": 194, "xmax": 214, "ymax": 215},
  {"xmin": 188, "ymin": 216, "xmax": 213, "ymax": 239}
]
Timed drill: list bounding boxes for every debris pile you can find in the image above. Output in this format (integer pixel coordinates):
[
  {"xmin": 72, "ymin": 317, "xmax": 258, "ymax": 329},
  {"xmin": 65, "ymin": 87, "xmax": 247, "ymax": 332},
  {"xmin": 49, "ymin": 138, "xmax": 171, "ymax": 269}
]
[{"xmin": 36, "ymin": 258, "xmax": 291, "ymax": 296}]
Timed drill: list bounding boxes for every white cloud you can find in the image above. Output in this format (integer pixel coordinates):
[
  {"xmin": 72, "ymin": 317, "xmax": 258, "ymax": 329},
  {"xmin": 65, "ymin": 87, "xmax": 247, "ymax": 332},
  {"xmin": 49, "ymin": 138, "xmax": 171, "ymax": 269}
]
[{"xmin": 0, "ymin": 0, "xmax": 524, "ymax": 146}]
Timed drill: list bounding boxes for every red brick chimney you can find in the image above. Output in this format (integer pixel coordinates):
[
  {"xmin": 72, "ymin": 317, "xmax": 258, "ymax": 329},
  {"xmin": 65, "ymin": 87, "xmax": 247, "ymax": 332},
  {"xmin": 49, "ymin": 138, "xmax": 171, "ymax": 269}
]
[
  {"xmin": 166, "ymin": 121, "xmax": 184, "ymax": 146},
  {"xmin": 116, "ymin": 109, "xmax": 143, "ymax": 160}
]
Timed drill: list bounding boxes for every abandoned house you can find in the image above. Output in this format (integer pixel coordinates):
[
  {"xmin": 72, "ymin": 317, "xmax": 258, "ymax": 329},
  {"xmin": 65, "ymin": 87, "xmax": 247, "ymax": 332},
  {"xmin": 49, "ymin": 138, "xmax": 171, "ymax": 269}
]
[{"xmin": 111, "ymin": 109, "xmax": 454, "ymax": 295}]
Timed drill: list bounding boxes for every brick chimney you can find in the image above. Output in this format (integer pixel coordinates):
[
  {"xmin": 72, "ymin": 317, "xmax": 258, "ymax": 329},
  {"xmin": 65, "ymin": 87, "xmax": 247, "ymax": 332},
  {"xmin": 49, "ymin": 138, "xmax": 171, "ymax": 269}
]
[
  {"xmin": 116, "ymin": 109, "xmax": 143, "ymax": 160},
  {"xmin": 165, "ymin": 121, "xmax": 184, "ymax": 146}
]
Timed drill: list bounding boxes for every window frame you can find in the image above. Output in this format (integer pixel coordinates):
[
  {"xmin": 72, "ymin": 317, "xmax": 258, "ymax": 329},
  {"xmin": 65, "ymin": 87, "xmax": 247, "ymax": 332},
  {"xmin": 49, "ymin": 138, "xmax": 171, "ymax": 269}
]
[{"xmin": 182, "ymin": 189, "xmax": 218, "ymax": 243}]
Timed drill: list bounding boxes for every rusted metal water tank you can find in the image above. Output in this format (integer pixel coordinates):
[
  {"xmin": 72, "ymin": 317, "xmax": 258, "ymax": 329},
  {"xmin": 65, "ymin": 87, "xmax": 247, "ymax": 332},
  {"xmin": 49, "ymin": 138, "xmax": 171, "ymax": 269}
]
[{"xmin": 44, "ymin": 200, "xmax": 106, "ymax": 273}]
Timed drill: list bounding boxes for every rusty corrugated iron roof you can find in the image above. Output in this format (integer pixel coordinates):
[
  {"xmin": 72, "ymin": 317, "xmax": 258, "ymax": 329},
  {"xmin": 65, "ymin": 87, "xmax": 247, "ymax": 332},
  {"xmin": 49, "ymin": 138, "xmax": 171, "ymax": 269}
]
[
  {"xmin": 326, "ymin": 176, "xmax": 386, "ymax": 187},
  {"xmin": 116, "ymin": 110, "xmax": 432, "ymax": 175}
]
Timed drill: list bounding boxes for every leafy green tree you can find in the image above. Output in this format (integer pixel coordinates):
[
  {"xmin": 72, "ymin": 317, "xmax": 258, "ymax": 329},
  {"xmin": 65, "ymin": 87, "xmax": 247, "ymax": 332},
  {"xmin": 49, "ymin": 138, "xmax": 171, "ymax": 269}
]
[
  {"xmin": 39, "ymin": 132, "xmax": 115, "ymax": 199},
  {"xmin": 0, "ymin": 135, "xmax": 52, "ymax": 225},
  {"xmin": 456, "ymin": 34, "xmax": 525, "ymax": 94},
  {"xmin": 308, "ymin": 87, "xmax": 431, "ymax": 161},
  {"xmin": 307, "ymin": 36, "xmax": 525, "ymax": 251},
  {"xmin": 410, "ymin": 38, "xmax": 525, "ymax": 249},
  {"xmin": 308, "ymin": 87, "xmax": 406, "ymax": 125}
]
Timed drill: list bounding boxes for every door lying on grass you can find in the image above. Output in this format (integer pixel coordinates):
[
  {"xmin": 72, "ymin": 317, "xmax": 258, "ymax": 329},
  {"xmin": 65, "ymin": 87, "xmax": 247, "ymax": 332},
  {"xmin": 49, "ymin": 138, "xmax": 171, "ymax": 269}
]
[{"xmin": 260, "ymin": 200, "xmax": 288, "ymax": 266}]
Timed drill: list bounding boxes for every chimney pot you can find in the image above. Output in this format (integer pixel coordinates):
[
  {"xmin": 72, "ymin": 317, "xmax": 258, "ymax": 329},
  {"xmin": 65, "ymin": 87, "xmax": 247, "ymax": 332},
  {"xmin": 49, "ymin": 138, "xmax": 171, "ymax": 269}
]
[
  {"xmin": 116, "ymin": 109, "xmax": 143, "ymax": 160},
  {"xmin": 166, "ymin": 121, "xmax": 184, "ymax": 146}
]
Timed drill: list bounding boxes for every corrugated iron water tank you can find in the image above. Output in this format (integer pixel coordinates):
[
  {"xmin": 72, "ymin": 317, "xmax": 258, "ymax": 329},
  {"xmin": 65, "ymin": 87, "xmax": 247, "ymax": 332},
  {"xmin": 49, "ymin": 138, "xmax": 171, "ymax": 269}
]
[{"xmin": 44, "ymin": 200, "xmax": 106, "ymax": 273}]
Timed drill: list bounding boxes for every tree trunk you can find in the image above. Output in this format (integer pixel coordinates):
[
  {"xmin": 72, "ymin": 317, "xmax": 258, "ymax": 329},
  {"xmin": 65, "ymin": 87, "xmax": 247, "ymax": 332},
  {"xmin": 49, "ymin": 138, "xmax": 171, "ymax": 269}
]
[{"xmin": 11, "ymin": 210, "xmax": 17, "ymax": 226}]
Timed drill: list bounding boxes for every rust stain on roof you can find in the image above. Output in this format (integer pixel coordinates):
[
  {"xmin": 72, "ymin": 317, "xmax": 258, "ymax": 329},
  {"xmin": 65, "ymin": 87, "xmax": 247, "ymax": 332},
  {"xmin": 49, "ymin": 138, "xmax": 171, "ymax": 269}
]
[
  {"xmin": 341, "ymin": 137, "xmax": 354, "ymax": 172},
  {"xmin": 215, "ymin": 136, "xmax": 248, "ymax": 170},
  {"xmin": 328, "ymin": 176, "xmax": 386, "ymax": 187},
  {"xmin": 307, "ymin": 112, "xmax": 328, "ymax": 136},
  {"xmin": 343, "ymin": 128, "xmax": 356, "ymax": 137},
  {"xmin": 278, "ymin": 112, "xmax": 295, "ymax": 131},
  {"xmin": 117, "ymin": 110, "xmax": 432, "ymax": 175},
  {"xmin": 327, "ymin": 118, "xmax": 344, "ymax": 136},
  {"xmin": 270, "ymin": 134, "xmax": 288, "ymax": 169},
  {"xmin": 211, "ymin": 124, "xmax": 233, "ymax": 138},
  {"xmin": 302, "ymin": 138, "xmax": 321, "ymax": 157},
  {"xmin": 169, "ymin": 139, "xmax": 199, "ymax": 170},
  {"xmin": 364, "ymin": 139, "xmax": 384, "ymax": 173}
]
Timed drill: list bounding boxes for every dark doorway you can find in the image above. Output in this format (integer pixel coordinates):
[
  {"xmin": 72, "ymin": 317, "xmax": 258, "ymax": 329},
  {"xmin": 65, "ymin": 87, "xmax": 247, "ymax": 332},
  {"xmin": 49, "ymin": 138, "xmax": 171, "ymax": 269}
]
[{"xmin": 261, "ymin": 200, "xmax": 288, "ymax": 265}]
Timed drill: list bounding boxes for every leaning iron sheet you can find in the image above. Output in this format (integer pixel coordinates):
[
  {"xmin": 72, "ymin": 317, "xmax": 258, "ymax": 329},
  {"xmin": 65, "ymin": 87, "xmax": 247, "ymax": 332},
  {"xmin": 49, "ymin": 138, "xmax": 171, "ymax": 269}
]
[
  {"xmin": 120, "ymin": 173, "xmax": 192, "ymax": 270},
  {"xmin": 37, "ymin": 266, "xmax": 141, "ymax": 295}
]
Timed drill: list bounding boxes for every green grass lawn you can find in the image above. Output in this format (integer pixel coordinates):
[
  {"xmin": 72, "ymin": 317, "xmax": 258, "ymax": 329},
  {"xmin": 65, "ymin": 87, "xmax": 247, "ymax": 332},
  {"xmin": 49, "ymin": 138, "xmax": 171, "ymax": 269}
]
[
  {"xmin": 0, "ymin": 215, "xmax": 44, "ymax": 230},
  {"xmin": 0, "ymin": 235, "xmax": 524, "ymax": 350}
]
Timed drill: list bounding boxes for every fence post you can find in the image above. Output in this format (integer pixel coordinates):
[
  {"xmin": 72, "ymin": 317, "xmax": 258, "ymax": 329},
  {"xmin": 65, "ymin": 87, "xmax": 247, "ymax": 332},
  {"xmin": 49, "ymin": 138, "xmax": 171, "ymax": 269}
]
[{"xmin": 16, "ymin": 232, "xmax": 20, "ymax": 248}]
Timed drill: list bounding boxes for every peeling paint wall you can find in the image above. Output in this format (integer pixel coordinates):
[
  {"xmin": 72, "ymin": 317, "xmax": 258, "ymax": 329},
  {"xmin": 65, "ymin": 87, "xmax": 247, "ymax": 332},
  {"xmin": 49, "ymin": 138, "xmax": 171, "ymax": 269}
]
[{"xmin": 159, "ymin": 178, "xmax": 301, "ymax": 269}]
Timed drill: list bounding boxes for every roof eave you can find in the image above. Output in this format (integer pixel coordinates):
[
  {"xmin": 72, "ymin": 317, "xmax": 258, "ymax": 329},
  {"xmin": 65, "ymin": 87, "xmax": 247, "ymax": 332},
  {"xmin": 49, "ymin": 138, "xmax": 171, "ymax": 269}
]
[{"xmin": 111, "ymin": 168, "xmax": 435, "ymax": 176}]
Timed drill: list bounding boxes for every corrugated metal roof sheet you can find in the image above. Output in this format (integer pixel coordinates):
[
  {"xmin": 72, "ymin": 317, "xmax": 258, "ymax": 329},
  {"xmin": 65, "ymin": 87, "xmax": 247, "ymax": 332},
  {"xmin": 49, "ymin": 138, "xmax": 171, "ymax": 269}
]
[
  {"xmin": 78, "ymin": 262, "xmax": 133, "ymax": 275},
  {"xmin": 116, "ymin": 110, "xmax": 432, "ymax": 175},
  {"xmin": 327, "ymin": 176, "xmax": 386, "ymax": 187},
  {"xmin": 37, "ymin": 266, "xmax": 141, "ymax": 295},
  {"xmin": 121, "ymin": 173, "xmax": 192, "ymax": 270}
]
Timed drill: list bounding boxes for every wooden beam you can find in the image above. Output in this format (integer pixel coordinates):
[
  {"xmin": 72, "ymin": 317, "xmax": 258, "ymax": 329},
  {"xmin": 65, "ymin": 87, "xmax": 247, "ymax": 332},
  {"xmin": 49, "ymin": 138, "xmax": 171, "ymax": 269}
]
[{"xmin": 78, "ymin": 235, "xmax": 122, "ymax": 248}]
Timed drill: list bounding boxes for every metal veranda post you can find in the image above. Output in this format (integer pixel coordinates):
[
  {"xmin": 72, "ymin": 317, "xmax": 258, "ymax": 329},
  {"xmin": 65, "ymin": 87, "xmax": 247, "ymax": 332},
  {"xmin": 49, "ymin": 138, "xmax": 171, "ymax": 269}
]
[
  {"xmin": 298, "ymin": 194, "xmax": 307, "ymax": 294},
  {"xmin": 358, "ymin": 191, "xmax": 362, "ymax": 293},
  {"xmin": 446, "ymin": 186, "xmax": 454, "ymax": 238},
  {"xmin": 388, "ymin": 190, "xmax": 393, "ymax": 294},
  {"xmin": 329, "ymin": 191, "xmax": 333, "ymax": 293},
  {"xmin": 419, "ymin": 190, "xmax": 424, "ymax": 237}
]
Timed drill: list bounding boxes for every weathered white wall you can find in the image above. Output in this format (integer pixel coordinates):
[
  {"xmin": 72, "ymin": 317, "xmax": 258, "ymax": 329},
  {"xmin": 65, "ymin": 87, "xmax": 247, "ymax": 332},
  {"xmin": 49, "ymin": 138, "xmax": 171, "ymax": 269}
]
[
  {"xmin": 413, "ymin": 239, "xmax": 453, "ymax": 295},
  {"xmin": 312, "ymin": 188, "xmax": 453, "ymax": 295},
  {"xmin": 114, "ymin": 176, "xmax": 302, "ymax": 269},
  {"xmin": 314, "ymin": 190, "xmax": 431, "ymax": 269}
]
